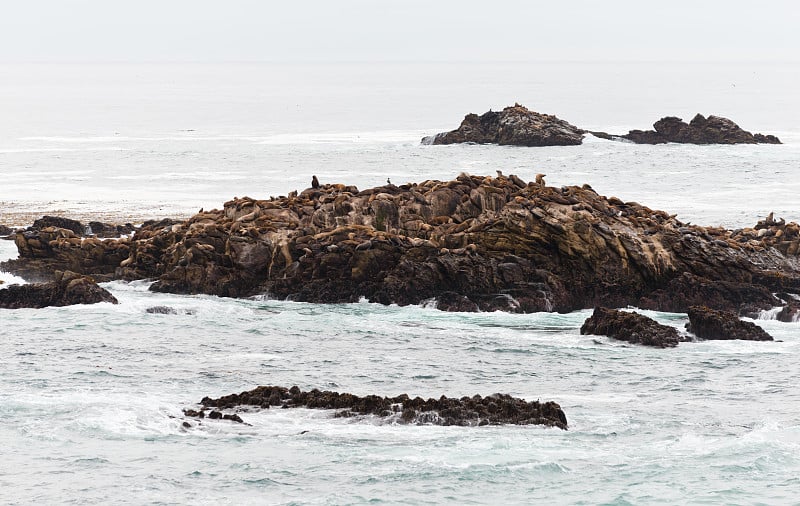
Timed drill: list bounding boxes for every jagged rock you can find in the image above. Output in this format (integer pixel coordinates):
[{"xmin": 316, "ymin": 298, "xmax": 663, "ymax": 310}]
[
  {"xmin": 0, "ymin": 226, "xmax": 131, "ymax": 282},
  {"xmin": 193, "ymin": 385, "xmax": 568, "ymax": 429},
  {"xmin": 3, "ymin": 176, "xmax": 800, "ymax": 315},
  {"xmin": 423, "ymin": 104, "xmax": 585, "ymax": 146},
  {"xmin": 622, "ymin": 114, "xmax": 781, "ymax": 144},
  {"xmin": 0, "ymin": 270, "xmax": 118, "ymax": 309},
  {"xmin": 637, "ymin": 272, "xmax": 779, "ymax": 314},
  {"xmin": 580, "ymin": 307, "xmax": 683, "ymax": 348},
  {"xmin": 686, "ymin": 306, "xmax": 773, "ymax": 341}
]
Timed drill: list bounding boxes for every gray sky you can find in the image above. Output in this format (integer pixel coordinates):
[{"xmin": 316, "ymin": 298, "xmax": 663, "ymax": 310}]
[{"xmin": 1, "ymin": 0, "xmax": 798, "ymax": 62}]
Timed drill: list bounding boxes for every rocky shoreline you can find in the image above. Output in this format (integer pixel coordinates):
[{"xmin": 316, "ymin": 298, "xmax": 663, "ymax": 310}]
[
  {"xmin": 424, "ymin": 104, "xmax": 781, "ymax": 146},
  {"xmin": 2, "ymin": 174, "xmax": 799, "ymax": 317}
]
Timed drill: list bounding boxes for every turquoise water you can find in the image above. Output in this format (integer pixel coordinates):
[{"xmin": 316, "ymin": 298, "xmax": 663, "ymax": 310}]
[{"xmin": 2, "ymin": 62, "xmax": 800, "ymax": 504}]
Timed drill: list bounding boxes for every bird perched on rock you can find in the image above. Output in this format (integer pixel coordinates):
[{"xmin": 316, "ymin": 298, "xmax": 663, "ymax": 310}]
[
  {"xmin": 311, "ymin": 175, "xmax": 320, "ymax": 189},
  {"xmin": 386, "ymin": 177, "xmax": 391, "ymax": 185},
  {"xmin": 535, "ymin": 173, "xmax": 546, "ymax": 185}
]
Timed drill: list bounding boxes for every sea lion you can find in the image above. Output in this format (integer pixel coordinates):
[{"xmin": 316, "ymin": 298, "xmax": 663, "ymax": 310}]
[
  {"xmin": 535, "ymin": 173, "xmax": 546, "ymax": 185},
  {"xmin": 311, "ymin": 175, "xmax": 320, "ymax": 189}
]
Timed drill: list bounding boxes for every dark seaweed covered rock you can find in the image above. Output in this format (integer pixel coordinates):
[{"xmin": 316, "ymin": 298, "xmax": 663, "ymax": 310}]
[
  {"xmin": 686, "ymin": 306, "xmax": 773, "ymax": 341},
  {"xmin": 193, "ymin": 385, "xmax": 568, "ymax": 429},
  {"xmin": 0, "ymin": 270, "xmax": 118, "ymax": 309},
  {"xmin": 423, "ymin": 103, "xmax": 585, "ymax": 146},
  {"xmin": 580, "ymin": 307, "xmax": 683, "ymax": 348},
  {"xmin": 622, "ymin": 114, "xmax": 781, "ymax": 145}
]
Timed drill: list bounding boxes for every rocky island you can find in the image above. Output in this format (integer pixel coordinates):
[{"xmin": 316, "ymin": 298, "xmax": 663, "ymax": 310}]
[
  {"xmin": 423, "ymin": 104, "xmax": 781, "ymax": 146},
  {"xmin": 2, "ymin": 174, "xmax": 799, "ymax": 319},
  {"xmin": 422, "ymin": 103, "xmax": 585, "ymax": 146},
  {"xmin": 618, "ymin": 114, "xmax": 781, "ymax": 145}
]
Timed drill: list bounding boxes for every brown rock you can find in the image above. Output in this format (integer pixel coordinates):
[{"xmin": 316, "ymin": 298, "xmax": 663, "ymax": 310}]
[
  {"xmin": 0, "ymin": 270, "xmax": 118, "ymax": 309},
  {"xmin": 686, "ymin": 306, "xmax": 774, "ymax": 341},
  {"xmin": 622, "ymin": 114, "xmax": 781, "ymax": 144},
  {"xmin": 423, "ymin": 104, "xmax": 585, "ymax": 146},
  {"xmin": 580, "ymin": 307, "xmax": 683, "ymax": 348}
]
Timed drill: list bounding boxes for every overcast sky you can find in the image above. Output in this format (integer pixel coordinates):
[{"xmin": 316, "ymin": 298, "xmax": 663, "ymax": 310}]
[{"xmin": 1, "ymin": 0, "xmax": 798, "ymax": 62}]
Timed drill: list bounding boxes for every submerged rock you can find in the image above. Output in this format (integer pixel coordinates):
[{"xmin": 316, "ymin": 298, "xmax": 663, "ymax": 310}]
[
  {"xmin": 580, "ymin": 307, "xmax": 683, "ymax": 348},
  {"xmin": 621, "ymin": 114, "xmax": 781, "ymax": 145},
  {"xmin": 685, "ymin": 306, "xmax": 773, "ymax": 341},
  {"xmin": 423, "ymin": 103, "xmax": 585, "ymax": 146},
  {"xmin": 0, "ymin": 270, "xmax": 118, "ymax": 309},
  {"xmin": 193, "ymin": 385, "xmax": 568, "ymax": 429}
]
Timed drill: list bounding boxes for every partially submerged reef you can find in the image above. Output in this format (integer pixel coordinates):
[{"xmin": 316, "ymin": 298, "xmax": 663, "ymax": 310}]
[
  {"xmin": 186, "ymin": 385, "xmax": 569, "ymax": 429},
  {"xmin": 581, "ymin": 305, "xmax": 774, "ymax": 348},
  {"xmin": 3, "ymin": 174, "xmax": 800, "ymax": 318},
  {"xmin": 424, "ymin": 104, "xmax": 781, "ymax": 146}
]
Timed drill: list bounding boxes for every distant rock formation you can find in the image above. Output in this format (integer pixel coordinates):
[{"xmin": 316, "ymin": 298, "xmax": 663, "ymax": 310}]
[
  {"xmin": 0, "ymin": 270, "xmax": 118, "ymax": 309},
  {"xmin": 423, "ymin": 106, "xmax": 781, "ymax": 146},
  {"xmin": 580, "ymin": 307, "xmax": 684, "ymax": 348},
  {"xmin": 190, "ymin": 385, "xmax": 568, "ymax": 429},
  {"xmin": 619, "ymin": 114, "xmax": 781, "ymax": 145},
  {"xmin": 686, "ymin": 306, "xmax": 774, "ymax": 341},
  {"xmin": 2, "ymin": 175, "xmax": 799, "ymax": 316},
  {"xmin": 422, "ymin": 103, "xmax": 585, "ymax": 146}
]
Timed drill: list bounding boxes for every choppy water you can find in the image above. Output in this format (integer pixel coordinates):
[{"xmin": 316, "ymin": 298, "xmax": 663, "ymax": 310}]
[{"xmin": 2, "ymin": 62, "xmax": 800, "ymax": 504}]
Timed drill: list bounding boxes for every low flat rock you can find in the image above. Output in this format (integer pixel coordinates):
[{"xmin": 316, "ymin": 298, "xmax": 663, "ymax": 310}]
[
  {"xmin": 580, "ymin": 307, "xmax": 683, "ymax": 348},
  {"xmin": 192, "ymin": 385, "xmax": 568, "ymax": 429},
  {"xmin": 423, "ymin": 103, "xmax": 585, "ymax": 146},
  {"xmin": 621, "ymin": 114, "xmax": 781, "ymax": 145},
  {"xmin": 0, "ymin": 270, "xmax": 118, "ymax": 309},
  {"xmin": 686, "ymin": 305, "xmax": 774, "ymax": 341}
]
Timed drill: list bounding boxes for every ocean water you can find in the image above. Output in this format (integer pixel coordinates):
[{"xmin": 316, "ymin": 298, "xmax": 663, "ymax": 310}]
[{"xmin": 1, "ymin": 62, "xmax": 800, "ymax": 504}]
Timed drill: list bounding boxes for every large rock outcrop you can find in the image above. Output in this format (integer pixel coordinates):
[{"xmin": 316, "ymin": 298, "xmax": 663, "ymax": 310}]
[
  {"xmin": 191, "ymin": 385, "xmax": 568, "ymax": 429},
  {"xmin": 0, "ymin": 270, "xmax": 118, "ymax": 309},
  {"xmin": 580, "ymin": 307, "xmax": 683, "ymax": 348},
  {"xmin": 621, "ymin": 114, "xmax": 781, "ymax": 145},
  {"xmin": 2, "ymin": 175, "xmax": 799, "ymax": 315},
  {"xmin": 686, "ymin": 306, "xmax": 774, "ymax": 341},
  {"xmin": 1, "ymin": 226, "xmax": 131, "ymax": 283},
  {"xmin": 422, "ymin": 104, "xmax": 585, "ymax": 146}
]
